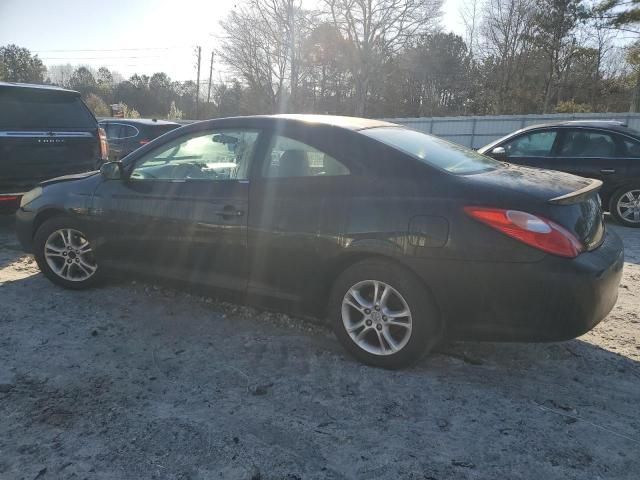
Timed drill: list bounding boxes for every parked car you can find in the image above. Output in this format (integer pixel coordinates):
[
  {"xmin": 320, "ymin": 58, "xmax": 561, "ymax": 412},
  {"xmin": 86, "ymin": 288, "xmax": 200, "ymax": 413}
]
[
  {"xmin": 99, "ymin": 118, "xmax": 181, "ymax": 161},
  {"xmin": 478, "ymin": 120, "xmax": 640, "ymax": 227},
  {"xmin": 15, "ymin": 115, "xmax": 623, "ymax": 368},
  {"xmin": 0, "ymin": 82, "xmax": 108, "ymax": 213}
]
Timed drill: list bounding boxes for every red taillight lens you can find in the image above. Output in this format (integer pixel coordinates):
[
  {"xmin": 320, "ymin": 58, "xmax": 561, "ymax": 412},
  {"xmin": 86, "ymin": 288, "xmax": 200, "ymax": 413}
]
[
  {"xmin": 464, "ymin": 207, "xmax": 583, "ymax": 258},
  {"xmin": 98, "ymin": 127, "xmax": 109, "ymax": 161},
  {"xmin": 0, "ymin": 195, "xmax": 19, "ymax": 203}
]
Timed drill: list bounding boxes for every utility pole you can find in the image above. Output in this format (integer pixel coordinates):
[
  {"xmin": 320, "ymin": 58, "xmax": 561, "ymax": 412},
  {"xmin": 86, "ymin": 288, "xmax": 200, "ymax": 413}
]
[
  {"xmin": 195, "ymin": 46, "xmax": 202, "ymax": 119},
  {"xmin": 207, "ymin": 51, "xmax": 214, "ymax": 104}
]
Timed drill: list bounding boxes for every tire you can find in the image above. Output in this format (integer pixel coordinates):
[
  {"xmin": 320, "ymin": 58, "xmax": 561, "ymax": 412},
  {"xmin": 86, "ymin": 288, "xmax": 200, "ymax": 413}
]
[
  {"xmin": 328, "ymin": 258, "xmax": 442, "ymax": 369},
  {"xmin": 610, "ymin": 186, "xmax": 640, "ymax": 228},
  {"xmin": 33, "ymin": 216, "xmax": 103, "ymax": 289}
]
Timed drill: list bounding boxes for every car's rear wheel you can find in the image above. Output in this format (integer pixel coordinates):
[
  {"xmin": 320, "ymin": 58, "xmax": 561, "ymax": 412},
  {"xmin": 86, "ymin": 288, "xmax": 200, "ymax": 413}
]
[
  {"xmin": 33, "ymin": 217, "xmax": 102, "ymax": 289},
  {"xmin": 329, "ymin": 259, "xmax": 441, "ymax": 369},
  {"xmin": 611, "ymin": 186, "xmax": 640, "ymax": 227}
]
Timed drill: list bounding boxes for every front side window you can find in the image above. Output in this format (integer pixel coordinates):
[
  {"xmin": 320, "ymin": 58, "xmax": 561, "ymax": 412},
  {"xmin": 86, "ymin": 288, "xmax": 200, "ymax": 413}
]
[
  {"xmin": 558, "ymin": 130, "xmax": 617, "ymax": 157},
  {"xmin": 130, "ymin": 129, "xmax": 259, "ymax": 181},
  {"xmin": 263, "ymin": 135, "xmax": 350, "ymax": 178},
  {"xmin": 362, "ymin": 127, "xmax": 500, "ymax": 175},
  {"xmin": 503, "ymin": 130, "xmax": 558, "ymax": 157}
]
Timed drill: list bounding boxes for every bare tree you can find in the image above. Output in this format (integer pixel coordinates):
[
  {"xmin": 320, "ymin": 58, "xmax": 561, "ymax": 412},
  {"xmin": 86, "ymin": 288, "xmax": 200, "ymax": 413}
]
[
  {"xmin": 324, "ymin": 0, "xmax": 442, "ymax": 115},
  {"xmin": 480, "ymin": 0, "xmax": 537, "ymax": 113},
  {"xmin": 460, "ymin": 0, "xmax": 484, "ymax": 58},
  {"xmin": 218, "ymin": 0, "xmax": 315, "ymax": 113}
]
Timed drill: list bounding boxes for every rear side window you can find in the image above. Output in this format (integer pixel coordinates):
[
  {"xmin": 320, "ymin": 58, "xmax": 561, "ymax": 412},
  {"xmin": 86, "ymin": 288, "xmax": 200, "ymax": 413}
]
[
  {"xmin": 263, "ymin": 135, "xmax": 350, "ymax": 178},
  {"xmin": 558, "ymin": 130, "xmax": 617, "ymax": 157},
  {"xmin": 622, "ymin": 137, "xmax": 640, "ymax": 157},
  {"xmin": 0, "ymin": 88, "xmax": 96, "ymax": 129},
  {"xmin": 362, "ymin": 127, "xmax": 500, "ymax": 175},
  {"xmin": 503, "ymin": 130, "xmax": 558, "ymax": 157},
  {"xmin": 103, "ymin": 123, "xmax": 138, "ymax": 139}
]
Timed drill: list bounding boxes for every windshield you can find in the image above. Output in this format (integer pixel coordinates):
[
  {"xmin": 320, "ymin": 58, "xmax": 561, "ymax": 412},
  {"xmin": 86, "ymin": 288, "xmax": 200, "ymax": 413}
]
[{"xmin": 363, "ymin": 126, "xmax": 502, "ymax": 174}]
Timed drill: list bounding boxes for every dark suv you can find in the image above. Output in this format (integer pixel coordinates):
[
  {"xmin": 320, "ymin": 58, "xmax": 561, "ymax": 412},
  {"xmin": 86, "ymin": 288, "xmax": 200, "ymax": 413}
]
[
  {"xmin": 99, "ymin": 118, "xmax": 180, "ymax": 161},
  {"xmin": 0, "ymin": 82, "xmax": 108, "ymax": 212},
  {"xmin": 479, "ymin": 121, "xmax": 640, "ymax": 227}
]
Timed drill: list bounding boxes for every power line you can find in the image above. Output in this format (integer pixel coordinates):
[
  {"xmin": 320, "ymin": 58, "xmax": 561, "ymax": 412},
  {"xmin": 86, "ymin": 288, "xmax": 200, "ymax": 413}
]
[
  {"xmin": 41, "ymin": 56, "xmax": 170, "ymax": 60},
  {"xmin": 33, "ymin": 46, "xmax": 193, "ymax": 53}
]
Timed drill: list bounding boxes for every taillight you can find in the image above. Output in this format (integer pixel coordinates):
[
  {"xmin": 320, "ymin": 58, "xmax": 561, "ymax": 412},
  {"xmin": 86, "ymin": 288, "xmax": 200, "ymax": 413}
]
[
  {"xmin": 464, "ymin": 207, "xmax": 583, "ymax": 258},
  {"xmin": 98, "ymin": 127, "xmax": 109, "ymax": 161}
]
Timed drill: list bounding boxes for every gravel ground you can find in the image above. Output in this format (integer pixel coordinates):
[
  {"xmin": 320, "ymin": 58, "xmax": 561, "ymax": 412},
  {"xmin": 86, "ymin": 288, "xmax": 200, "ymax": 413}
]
[{"xmin": 0, "ymin": 215, "xmax": 638, "ymax": 480}]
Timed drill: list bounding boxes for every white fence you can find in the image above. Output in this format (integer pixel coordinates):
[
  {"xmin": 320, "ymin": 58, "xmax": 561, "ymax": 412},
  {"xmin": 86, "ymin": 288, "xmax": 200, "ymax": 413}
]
[{"xmin": 384, "ymin": 112, "xmax": 640, "ymax": 149}]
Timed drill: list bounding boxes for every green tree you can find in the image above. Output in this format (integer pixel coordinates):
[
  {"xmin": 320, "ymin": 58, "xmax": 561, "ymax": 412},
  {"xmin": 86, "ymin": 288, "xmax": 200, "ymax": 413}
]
[
  {"xmin": 68, "ymin": 67, "xmax": 97, "ymax": 96},
  {"xmin": 597, "ymin": 0, "xmax": 640, "ymax": 29},
  {"xmin": 0, "ymin": 44, "xmax": 46, "ymax": 83}
]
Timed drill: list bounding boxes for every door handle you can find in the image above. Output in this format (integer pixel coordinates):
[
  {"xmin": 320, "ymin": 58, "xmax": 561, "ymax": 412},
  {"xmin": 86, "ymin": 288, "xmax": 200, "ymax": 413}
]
[
  {"xmin": 215, "ymin": 205, "xmax": 244, "ymax": 218},
  {"xmin": 600, "ymin": 169, "xmax": 616, "ymax": 174}
]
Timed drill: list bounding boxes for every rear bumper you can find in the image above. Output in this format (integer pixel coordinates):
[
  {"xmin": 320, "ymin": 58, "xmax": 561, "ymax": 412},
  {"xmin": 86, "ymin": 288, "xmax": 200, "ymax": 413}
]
[
  {"xmin": 0, "ymin": 193, "xmax": 24, "ymax": 214},
  {"xmin": 425, "ymin": 229, "xmax": 624, "ymax": 342}
]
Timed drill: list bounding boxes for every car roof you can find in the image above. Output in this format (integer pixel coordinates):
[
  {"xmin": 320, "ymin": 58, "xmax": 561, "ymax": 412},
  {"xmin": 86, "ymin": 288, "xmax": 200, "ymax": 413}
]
[
  {"xmin": 0, "ymin": 81, "xmax": 80, "ymax": 96},
  {"xmin": 519, "ymin": 120, "xmax": 636, "ymax": 134},
  {"xmin": 268, "ymin": 114, "xmax": 398, "ymax": 130},
  {"xmin": 99, "ymin": 118, "xmax": 180, "ymax": 126},
  {"xmin": 195, "ymin": 114, "xmax": 399, "ymax": 132}
]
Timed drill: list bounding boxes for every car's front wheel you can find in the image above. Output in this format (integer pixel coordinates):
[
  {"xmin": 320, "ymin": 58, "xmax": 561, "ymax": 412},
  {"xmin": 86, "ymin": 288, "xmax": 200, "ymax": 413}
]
[
  {"xmin": 610, "ymin": 186, "xmax": 640, "ymax": 227},
  {"xmin": 329, "ymin": 259, "xmax": 441, "ymax": 369},
  {"xmin": 33, "ymin": 216, "xmax": 102, "ymax": 289}
]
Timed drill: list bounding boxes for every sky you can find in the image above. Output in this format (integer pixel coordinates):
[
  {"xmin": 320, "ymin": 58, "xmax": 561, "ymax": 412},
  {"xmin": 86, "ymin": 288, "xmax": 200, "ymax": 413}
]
[{"xmin": 0, "ymin": 0, "xmax": 465, "ymax": 83}]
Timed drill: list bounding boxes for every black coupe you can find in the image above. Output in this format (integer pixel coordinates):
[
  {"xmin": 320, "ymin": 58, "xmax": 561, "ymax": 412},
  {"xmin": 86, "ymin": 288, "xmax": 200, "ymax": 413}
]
[{"xmin": 16, "ymin": 115, "xmax": 624, "ymax": 368}]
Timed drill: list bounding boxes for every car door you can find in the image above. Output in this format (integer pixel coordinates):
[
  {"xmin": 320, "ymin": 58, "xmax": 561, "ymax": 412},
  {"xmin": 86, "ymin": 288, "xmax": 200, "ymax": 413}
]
[
  {"xmin": 247, "ymin": 128, "xmax": 354, "ymax": 310},
  {"xmin": 92, "ymin": 126, "xmax": 262, "ymax": 291},
  {"xmin": 552, "ymin": 128, "xmax": 630, "ymax": 192}
]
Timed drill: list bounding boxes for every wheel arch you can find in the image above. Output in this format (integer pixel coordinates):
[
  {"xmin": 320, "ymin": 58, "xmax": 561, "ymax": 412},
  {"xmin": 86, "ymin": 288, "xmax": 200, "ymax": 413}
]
[
  {"xmin": 32, "ymin": 208, "xmax": 68, "ymax": 238},
  {"xmin": 315, "ymin": 248, "xmax": 443, "ymax": 330}
]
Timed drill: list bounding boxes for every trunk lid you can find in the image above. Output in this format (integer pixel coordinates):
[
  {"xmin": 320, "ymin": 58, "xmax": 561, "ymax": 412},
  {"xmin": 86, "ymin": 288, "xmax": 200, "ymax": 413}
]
[{"xmin": 464, "ymin": 164, "xmax": 605, "ymax": 251}]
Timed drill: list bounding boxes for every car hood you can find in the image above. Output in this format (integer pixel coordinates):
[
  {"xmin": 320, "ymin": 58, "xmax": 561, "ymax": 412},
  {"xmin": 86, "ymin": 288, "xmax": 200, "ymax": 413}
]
[{"xmin": 40, "ymin": 170, "xmax": 100, "ymax": 187}]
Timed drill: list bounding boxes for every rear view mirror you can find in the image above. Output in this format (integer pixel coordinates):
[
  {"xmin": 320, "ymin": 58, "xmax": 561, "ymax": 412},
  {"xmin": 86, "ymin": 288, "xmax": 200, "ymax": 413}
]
[
  {"xmin": 100, "ymin": 161, "xmax": 123, "ymax": 180},
  {"xmin": 491, "ymin": 146, "xmax": 507, "ymax": 160}
]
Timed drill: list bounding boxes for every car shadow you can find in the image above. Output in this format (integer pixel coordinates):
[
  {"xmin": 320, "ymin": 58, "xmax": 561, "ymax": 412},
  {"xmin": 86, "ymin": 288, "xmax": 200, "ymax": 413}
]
[
  {"xmin": 607, "ymin": 218, "xmax": 640, "ymax": 265},
  {"xmin": 0, "ymin": 214, "xmax": 28, "ymax": 271}
]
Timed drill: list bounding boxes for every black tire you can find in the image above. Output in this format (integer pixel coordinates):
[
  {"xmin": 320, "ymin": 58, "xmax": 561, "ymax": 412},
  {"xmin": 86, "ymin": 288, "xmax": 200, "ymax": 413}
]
[
  {"xmin": 33, "ymin": 216, "xmax": 103, "ymax": 289},
  {"xmin": 610, "ymin": 186, "xmax": 640, "ymax": 228},
  {"xmin": 328, "ymin": 258, "xmax": 442, "ymax": 369}
]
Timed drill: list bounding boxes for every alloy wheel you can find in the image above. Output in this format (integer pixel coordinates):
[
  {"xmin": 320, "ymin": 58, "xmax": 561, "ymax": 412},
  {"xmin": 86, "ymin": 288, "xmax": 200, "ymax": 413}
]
[
  {"xmin": 44, "ymin": 228, "xmax": 97, "ymax": 282},
  {"xmin": 616, "ymin": 189, "xmax": 640, "ymax": 224},
  {"xmin": 341, "ymin": 280, "xmax": 413, "ymax": 356}
]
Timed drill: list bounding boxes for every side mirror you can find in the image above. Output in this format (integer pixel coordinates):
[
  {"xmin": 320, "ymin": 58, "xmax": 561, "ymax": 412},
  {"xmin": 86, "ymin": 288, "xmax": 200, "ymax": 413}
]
[
  {"xmin": 491, "ymin": 146, "xmax": 507, "ymax": 160},
  {"xmin": 100, "ymin": 161, "xmax": 123, "ymax": 180}
]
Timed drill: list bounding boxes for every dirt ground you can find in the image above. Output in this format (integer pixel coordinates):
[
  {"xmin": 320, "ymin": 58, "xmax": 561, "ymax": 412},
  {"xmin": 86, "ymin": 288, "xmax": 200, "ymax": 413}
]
[{"xmin": 0, "ymin": 215, "xmax": 638, "ymax": 480}]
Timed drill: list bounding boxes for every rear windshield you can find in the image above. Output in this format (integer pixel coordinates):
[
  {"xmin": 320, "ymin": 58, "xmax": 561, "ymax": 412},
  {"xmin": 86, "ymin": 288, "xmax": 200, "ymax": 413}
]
[
  {"xmin": 362, "ymin": 127, "xmax": 501, "ymax": 174},
  {"xmin": 0, "ymin": 88, "xmax": 96, "ymax": 129}
]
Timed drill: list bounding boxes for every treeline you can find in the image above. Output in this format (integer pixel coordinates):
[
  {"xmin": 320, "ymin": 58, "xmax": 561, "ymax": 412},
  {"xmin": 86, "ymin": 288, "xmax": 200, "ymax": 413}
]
[{"xmin": 1, "ymin": 0, "xmax": 639, "ymax": 119}]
